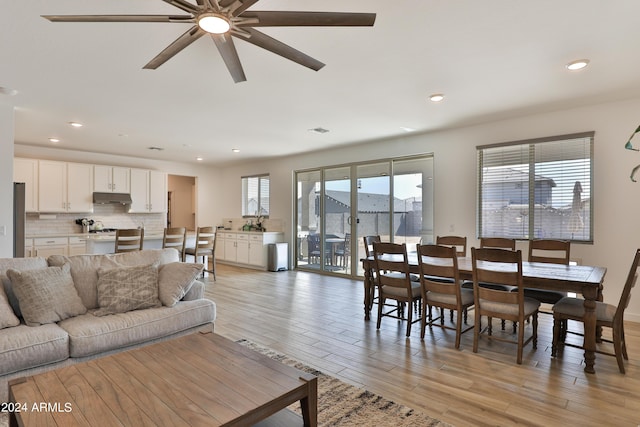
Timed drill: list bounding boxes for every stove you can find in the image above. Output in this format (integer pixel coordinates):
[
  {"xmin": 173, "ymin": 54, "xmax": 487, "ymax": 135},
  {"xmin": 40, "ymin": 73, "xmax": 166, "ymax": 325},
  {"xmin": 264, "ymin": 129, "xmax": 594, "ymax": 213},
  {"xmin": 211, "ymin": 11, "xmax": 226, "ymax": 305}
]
[{"xmin": 89, "ymin": 228, "xmax": 118, "ymax": 233}]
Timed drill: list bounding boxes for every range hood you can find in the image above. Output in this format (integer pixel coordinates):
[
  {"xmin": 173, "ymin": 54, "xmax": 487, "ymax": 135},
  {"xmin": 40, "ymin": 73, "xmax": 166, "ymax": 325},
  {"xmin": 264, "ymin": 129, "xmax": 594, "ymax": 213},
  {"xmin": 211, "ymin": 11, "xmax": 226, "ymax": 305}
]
[{"xmin": 93, "ymin": 192, "xmax": 132, "ymax": 205}]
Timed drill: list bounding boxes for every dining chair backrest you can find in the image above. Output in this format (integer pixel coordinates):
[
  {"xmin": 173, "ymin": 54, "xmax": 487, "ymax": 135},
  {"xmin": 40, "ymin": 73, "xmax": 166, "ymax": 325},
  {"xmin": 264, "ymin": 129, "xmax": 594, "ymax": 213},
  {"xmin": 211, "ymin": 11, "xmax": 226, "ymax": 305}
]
[
  {"xmin": 436, "ymin": 235, "xmax": 467, "ymax": 257},
  {"xmin": 364, "ymin": 235, "xmax": 381, "ymax": 257},
  {"xmin": 480, "ymin": 237, "xmax": 516, "ymax": 251},
  {"xmin": 471, "ymin": 247, "xmax": 523, "ymax": 304},
  {"xmin": 417, "ymin": 244, "xmax": 461, "ymax": 295},
  {"xmin": 528, "ymin": 239, "xmax": 570, "ymax": 265},
  {"xmin": 115, "ymin": 228, "xmax": 144, "ymax": 253},
  {"xmin": 614, "ymin": 248, "xmax": 640, "ymax": 327},
  {"xmin": 163, "ymin": 227, "xmax": 187, "ymax": 260},
  {"xmin": 372, "ymin": 242, "xmax": 412, "ymax": 291}
]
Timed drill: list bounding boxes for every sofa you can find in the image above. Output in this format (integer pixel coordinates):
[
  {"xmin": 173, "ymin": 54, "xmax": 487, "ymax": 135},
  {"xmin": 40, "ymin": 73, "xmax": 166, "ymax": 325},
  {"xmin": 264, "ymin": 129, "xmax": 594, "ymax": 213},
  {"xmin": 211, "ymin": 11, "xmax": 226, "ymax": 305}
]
[{"xmin": 0, "ymin": 248, "xmax": 216, "ymax": 402}]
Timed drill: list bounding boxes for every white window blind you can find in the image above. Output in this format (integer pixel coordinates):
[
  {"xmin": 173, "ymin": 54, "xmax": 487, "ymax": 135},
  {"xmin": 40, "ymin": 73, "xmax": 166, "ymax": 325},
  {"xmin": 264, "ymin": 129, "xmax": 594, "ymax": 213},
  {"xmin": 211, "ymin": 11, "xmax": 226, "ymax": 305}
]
[
  {"xmin": 242, "ymin": 174, "xmax": 270, "ymax": 217},
  {"xmin": 477, "ymin": 132, "xmax": 593, "ymax": 242}
]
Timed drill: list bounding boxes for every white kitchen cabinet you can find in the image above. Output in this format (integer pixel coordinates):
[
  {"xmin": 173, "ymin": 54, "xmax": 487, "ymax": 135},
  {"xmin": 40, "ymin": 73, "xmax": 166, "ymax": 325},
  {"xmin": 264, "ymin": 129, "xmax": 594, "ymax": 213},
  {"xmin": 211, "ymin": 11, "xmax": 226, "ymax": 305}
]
[
  {"xmin": 218, "ymin": 231, "xmax": 284, "ymax": 269},
  {"xmin": 129, "ymin": 168, "xmax": 167, "ymax": 213},
  {"xmin": 215, "ymin": 232, "xmax": 225, "ymax": 260},
  {"xmin": 33, "ymin": 237, "xmax": 68, "ymax": 257},
  {"xmin": 25, "ymin": 239, "xmax": 33, "ymax": 257},
  {"xmin": 38, "ymin": 161, "xmax": 93, "ymax": 213},
  {"xmin": 13, "ymin": 158, "xmax": 39, "ymax": 212},
  {"xmin": 94, "ymin": 165, "xmax": 130, "ymax": 193},
  {"xmin": 68, "ymin": 236, "xmax": 88, "ymax": 255}
]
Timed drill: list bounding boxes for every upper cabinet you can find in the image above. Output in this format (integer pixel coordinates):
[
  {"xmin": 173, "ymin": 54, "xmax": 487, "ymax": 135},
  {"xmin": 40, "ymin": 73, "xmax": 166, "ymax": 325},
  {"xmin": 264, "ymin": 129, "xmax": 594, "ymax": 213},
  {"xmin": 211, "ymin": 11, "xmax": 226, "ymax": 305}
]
[
  {"xmin": 13, "ymin": 158, "xmax": 39, "ymax": 212},
  {"xmin": 38, "ymin": 160, "xmax": 94, "ymax": 213},
  {"xmin": 94, "ymin": 165, "xmax": 130, "ymax": 193},
  {"xmin": 129, "ymin": 168, "xmax": 167, "ymax": 213}
]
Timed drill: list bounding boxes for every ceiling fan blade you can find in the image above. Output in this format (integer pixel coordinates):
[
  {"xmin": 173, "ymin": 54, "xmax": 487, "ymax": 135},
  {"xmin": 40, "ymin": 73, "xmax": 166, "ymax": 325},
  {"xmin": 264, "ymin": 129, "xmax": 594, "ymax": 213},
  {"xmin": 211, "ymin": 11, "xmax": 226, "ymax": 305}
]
[
  {"xmin": 161, "ymin": 0, "xmax": 199, "ymax": 13},
  {"xmin": 42, "ymin": 14, "xmax": 194, "ymax": 23},
  {"xmin": 219, "ymin": 0, "xmax": 260, "ymax": 16},
  {"xmin": 211, "ymin": 34, "xmax": 246, "ymax": 83},
  {"xmin": 143, "ymin": 26, "xmax": 205, "ymax": 69},
  {"xmin": 233, "ymin": 28, "xmax": 324, "ymax": 71},
  {"xmin": 238, "ymin": 11, "xmax": 376, "ymax": 27}
]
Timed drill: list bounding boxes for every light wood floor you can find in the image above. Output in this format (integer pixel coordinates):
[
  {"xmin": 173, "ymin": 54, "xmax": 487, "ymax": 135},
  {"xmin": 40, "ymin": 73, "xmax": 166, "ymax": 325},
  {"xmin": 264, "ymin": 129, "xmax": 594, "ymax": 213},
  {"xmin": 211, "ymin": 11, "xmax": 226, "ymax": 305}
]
[{"xmin": 204, "ymin": 264, "xmax": 640, "ymax": 427}]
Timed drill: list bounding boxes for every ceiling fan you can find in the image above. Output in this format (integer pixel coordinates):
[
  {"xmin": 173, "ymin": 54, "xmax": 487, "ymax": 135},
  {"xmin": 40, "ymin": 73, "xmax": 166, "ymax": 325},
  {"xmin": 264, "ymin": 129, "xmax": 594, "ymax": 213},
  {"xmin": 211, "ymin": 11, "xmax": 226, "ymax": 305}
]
[{"xmin": 42, "ymin": 0, "xmax": 376, "ymax": 83}]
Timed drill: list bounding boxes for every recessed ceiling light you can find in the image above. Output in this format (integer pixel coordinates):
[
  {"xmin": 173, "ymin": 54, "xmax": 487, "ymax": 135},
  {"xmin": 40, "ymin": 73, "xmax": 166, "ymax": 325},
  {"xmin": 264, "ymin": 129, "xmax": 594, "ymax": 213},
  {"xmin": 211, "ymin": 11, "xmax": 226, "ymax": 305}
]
[
  {"xmin": 196, "ymin": 156, "xmax": 203, "ymax": 161},
  {"xmin": 68, "ymin": 122, "xmax": 83, "ymax": 128},
  {"xmin": 400, "ymin": 127, "xmax": 416, "ymax": 132},
  {"xmin": 429, "ymin": 94, "xmax": 445, "ymax": 102},
  {"xmin": 566, "ymin": 59, "xmax": 589, "ymax": 71},
  {"xmin": 232, "ymin": 148, "xmax": 240, "ymax": 153},
  {"xmin": 308, "ymin": 127, "xmax": 329, "ymax": 134},
  {"xmin": 49, "ymin": 138, "xmax": 60, "ymax": 143}
]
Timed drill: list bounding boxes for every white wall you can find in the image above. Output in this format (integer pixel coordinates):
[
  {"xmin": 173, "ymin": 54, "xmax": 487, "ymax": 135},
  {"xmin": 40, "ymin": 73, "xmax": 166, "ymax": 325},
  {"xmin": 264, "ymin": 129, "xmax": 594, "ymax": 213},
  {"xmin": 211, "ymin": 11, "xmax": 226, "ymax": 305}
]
[
  {"xmin": 0, "ymin": 101, "xmax": 15, "ymax": 257},
  {"xmin": 215, "ymin": 97, "xmax": 640, "ymax": 322}
]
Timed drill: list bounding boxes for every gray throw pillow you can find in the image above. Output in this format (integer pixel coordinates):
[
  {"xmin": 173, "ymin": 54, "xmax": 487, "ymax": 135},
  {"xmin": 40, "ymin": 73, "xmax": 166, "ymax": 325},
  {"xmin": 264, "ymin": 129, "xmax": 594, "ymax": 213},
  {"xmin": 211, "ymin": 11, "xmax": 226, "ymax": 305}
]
[
  {"xmin": 94, "ymin": 263, "xmax": 161, "ymax": 316},
  {"xmin": 0, "ymin": 285, "xmax": 20, "ymax": 329},
  {"xmin": 7, "ymin": 263, "xmax": 87, "ymax": 326},
  {"xmin": 158, "ymin": 262, "xmax": 203, "ymax": 307}
]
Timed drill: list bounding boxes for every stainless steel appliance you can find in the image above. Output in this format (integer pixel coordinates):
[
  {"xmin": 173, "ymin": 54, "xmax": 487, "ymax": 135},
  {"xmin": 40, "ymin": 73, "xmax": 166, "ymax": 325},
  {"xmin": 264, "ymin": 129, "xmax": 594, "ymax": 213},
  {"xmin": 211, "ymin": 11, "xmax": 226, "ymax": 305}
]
[{"xmin": 13, "ymin": 182, "xmax": 26, "ymax": 257}]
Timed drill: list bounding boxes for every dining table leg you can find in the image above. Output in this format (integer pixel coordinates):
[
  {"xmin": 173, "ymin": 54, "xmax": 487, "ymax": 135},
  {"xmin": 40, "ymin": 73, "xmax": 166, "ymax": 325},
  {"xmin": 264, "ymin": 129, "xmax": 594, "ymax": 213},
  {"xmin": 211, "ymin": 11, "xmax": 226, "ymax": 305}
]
[{"xmin": 582, "ymin": 286, "xmax": 599, "ymax": 374}]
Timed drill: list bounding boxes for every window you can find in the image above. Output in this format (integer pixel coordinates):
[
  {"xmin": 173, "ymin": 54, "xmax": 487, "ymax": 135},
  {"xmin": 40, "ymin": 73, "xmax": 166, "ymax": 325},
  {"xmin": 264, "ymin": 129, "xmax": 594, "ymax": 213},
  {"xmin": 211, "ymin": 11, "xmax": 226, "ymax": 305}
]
[
  {"xmin": 477, "ymin": 132, "xmax": 593, "ymax": 242},
  {"xmin": 242, "ymin": 174, "xmax": 269, "ymax": 217}
]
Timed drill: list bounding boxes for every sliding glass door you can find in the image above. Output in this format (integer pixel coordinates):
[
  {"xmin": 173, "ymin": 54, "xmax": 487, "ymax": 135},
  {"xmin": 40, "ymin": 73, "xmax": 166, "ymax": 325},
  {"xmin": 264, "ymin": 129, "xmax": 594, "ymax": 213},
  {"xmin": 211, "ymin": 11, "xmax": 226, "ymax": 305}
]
[{"xmin": 295, "ymin": 154, "xmax": 433, "ymax": 278}]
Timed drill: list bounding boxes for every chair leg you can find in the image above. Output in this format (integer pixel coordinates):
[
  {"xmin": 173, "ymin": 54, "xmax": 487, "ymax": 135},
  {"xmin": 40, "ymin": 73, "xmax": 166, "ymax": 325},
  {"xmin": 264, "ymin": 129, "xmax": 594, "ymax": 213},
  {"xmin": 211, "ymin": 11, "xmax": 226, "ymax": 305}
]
[
  {"xmin": 406, "ymin": 303, "xmax": 413, "ymax": 337},
  {"xmin": 613, "ymin": 324, "xmax": 626, "ymax": 374},
  {"xmin": 376, "ymin": 296, "xmax": 384, "ymax": 330},
  {"xmin": 473, "ymin": 312, "xmax": 481, "ymax": 354},
  {"xmin": 455, "ymin": 309, "xmax": 462, "ymax": 349},
  {"xmin": 532, "ymin": 313, "xmax": 538, "ymax": 349},
  {"xmin": 420, "ymin": 299, "xmax": 427, "ymax": 340},
  {"xmin": 551, "ymin": 316, "xmax": 561, "ymax": 357}
]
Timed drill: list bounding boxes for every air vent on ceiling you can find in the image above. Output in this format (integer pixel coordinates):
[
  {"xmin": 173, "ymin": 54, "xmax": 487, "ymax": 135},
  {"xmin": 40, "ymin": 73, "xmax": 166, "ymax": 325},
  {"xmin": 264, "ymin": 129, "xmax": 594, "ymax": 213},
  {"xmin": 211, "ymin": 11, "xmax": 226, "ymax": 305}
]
[{"xmin": 308, "ymin": 127, "xmax": 329, "ymax": 134}]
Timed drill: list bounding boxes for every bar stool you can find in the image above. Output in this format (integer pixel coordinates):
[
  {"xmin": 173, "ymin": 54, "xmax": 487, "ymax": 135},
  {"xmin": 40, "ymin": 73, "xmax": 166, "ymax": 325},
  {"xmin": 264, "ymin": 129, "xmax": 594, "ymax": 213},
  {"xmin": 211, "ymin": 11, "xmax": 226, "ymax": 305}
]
[
  {"xmin": 114, "ymin": 228, "xmax": 144, "ymax": 253},
  {"xmin": 162, "ymin": 227, "xmax": 187, "ymax": 261},
  {"xmin": 184, "ymin": 226, "xmax": 216, "ymax": 281}
]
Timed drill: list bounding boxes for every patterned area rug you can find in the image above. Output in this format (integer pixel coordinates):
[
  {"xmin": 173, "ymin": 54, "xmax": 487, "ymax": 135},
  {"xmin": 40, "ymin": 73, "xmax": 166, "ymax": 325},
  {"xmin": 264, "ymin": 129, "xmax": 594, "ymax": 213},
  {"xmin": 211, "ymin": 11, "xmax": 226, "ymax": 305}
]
[{"xmin": 237, "ymin": 339, "xmax": 452, "ymax": 427}]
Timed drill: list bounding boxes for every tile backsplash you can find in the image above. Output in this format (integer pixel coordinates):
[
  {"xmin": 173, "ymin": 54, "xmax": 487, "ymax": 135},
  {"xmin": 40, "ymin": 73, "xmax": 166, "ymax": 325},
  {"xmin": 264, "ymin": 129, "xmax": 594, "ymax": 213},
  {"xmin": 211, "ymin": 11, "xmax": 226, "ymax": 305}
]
[
  {"xmin": 26, "ymin": 204, "xmax": 166, "ymax": 236},
  {"xmin": 221, "ymin": 217, "xmax": 284, "ymax": 232}
]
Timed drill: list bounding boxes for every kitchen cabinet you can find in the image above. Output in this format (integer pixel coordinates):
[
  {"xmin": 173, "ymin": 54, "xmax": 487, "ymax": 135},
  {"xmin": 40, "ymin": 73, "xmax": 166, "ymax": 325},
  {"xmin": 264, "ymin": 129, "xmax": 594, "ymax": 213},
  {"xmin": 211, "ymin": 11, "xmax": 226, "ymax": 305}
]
[
  {"xmin": 13, "ymin": 158, "xmax": 39, "ymax": 212},
  {"xmin": 33, "ymin": 237, "xmax": 68, "ymax": 257},
  {"xmin": 68, "ymin": 236, "xmax": 88, "ymax": 255},
  {"xmin": 218, "ymin": 231, "xmax": 284, "ymax": 270},
  {"xmin": 215, "ymin": 232, "xmax": 225, "ymax": 260},
  {"xmin": 94, "ymin": 165, "xmax": 130, "ymax": 193},
  {"xmin": 38, "ymin": 161, "xmax": 93, "ymax": 213},
  {"xmin": 130, "ymin": 168, "xmax": 167, "ymax": 213}
]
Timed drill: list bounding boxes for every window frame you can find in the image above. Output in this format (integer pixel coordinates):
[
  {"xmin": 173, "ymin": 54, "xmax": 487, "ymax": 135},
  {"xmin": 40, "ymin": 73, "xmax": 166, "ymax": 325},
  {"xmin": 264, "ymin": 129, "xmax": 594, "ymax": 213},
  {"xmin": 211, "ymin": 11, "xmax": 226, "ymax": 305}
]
[
  {"xmin": 477, "ymin": 131, "xmax": 594, "ymax": 243},
  {"xmin": 242, "ymin": 174, "xmax": 270, "ymax": 218}
]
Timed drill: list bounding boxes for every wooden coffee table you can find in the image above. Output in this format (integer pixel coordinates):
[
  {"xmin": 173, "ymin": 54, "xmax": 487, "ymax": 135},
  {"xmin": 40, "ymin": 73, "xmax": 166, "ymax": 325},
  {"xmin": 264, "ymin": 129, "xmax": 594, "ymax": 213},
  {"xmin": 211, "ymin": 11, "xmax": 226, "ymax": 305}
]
[{"xmin": 8, "ymin": 332, "xmax": 317, "ymax": 426}]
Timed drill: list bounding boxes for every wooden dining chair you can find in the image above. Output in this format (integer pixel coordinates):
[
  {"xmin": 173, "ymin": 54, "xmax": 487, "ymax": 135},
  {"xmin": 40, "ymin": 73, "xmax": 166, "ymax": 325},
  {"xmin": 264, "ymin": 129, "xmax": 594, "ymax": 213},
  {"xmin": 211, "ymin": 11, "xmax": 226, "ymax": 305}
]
[
  {"xmin": 162, "ymin": 227, "xmax": 187, "ymax": 261},
  {"xmin": 464, "ymin": 237, "xmax": 518, "ymax": 329},
  {"xmin": 417, "ymin": 244, "xmax": 474, "ymax": 348},
  {"xmin": 436, "ymin": 235, "xmax": 467, "ymax": 322},
  {"xmin": 184, "ymin": 226, "xmax": 216, "ymax": 281},
  {"xmin": 436, "ymin": 235, "xmax": 467, "ymax": 257},
  {"xmin": 471, "ymin": 247, "xmax": 540, "ymax": 364},
  {"xmin": 552, "ymin": 248, "xmax": 640, "ymax": 374},
  {"xmin": 114, "ymin": 228, "xmax": 144, "ymax": 253},
  {"xmin": 363, "ymin": 235, "xmax": 381, "ymax": 257},
  {"xmin": 334, "ymin": 233, "xmax": 351, "ymax": 268},
  {"xmin": 523, "ymin": 239, "xmax": 571, "ymax": 307},
  {"xmin": 373, "ymin": 242, "xmax": 422, "ymax": 337}
]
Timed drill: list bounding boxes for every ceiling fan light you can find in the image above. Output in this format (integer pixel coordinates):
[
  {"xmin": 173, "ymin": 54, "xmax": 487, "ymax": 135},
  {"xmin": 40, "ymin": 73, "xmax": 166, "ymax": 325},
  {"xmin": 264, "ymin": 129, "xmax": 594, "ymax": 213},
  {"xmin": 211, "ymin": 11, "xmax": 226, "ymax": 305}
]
[
  {"xmin": 198, "ymin": 13, "xmax": 231, "ymax": 34},
  {"xmin": 566, "ymin": 59, "xmax": 589, "ymax": 71}
]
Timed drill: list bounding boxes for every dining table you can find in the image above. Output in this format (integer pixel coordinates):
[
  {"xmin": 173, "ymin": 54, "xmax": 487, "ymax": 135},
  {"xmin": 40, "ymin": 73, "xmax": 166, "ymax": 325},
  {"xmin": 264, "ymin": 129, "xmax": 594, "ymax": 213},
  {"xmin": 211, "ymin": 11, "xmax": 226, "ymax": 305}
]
[{"xmin": 361, "ymin": 254, "xmax": 607, "ymax": 373}]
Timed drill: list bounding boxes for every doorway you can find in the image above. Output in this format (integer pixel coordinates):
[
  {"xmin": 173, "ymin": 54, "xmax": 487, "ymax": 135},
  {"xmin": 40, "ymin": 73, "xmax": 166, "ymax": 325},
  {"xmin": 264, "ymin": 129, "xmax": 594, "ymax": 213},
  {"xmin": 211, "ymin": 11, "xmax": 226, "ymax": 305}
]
[{"xmin": 167, "ymin": 175, "xmax": 196, "ymax": 230}]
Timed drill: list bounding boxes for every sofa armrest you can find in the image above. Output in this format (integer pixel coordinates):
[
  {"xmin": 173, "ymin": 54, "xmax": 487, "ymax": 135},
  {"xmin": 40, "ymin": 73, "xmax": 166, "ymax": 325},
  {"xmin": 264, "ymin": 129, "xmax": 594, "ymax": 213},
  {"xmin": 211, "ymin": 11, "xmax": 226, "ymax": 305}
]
[{"xmin": 182, "ymin": 280, "xmax": 204, "ymax": 301}]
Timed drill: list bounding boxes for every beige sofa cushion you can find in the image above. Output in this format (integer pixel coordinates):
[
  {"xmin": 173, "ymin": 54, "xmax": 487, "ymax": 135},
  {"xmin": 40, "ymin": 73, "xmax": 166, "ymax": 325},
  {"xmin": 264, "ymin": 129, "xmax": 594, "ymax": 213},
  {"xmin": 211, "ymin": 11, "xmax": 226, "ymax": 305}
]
[
  {"xmin": 0, "ymin": 324, "xmax": 69, "ymax": 376},
  {"xmin": 158, "ymin": 262, "xmax": 204, "ymax": 307},
  {"xmin": 0, "ymin": 257, "xmax": 48, "ymax": 317},
  {"xmin": 48, "ymin": 249, "xmax": 180, "ymax": 310},
  {"xmin": 0, "ymin": 286, "xmax": 20, "ymax": 329},
  {"xmin": 94, "ymin": 263, "xmax": 161, "ymax": 316},
  {"xmin": 58, "ymin": 299, "xmax": 216, "ymax": 358},
  {"xmin": 7, "ymin": 264, "xmax": 87, "ymax": 326}
]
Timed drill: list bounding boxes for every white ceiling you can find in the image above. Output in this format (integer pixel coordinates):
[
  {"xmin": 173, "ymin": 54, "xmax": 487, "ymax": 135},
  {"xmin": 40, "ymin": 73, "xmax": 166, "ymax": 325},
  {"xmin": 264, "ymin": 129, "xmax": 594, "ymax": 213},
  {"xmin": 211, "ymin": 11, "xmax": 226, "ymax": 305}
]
[{"xmin": 3, "ymin": 0, "xmax": 640, "ymax": 166}]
